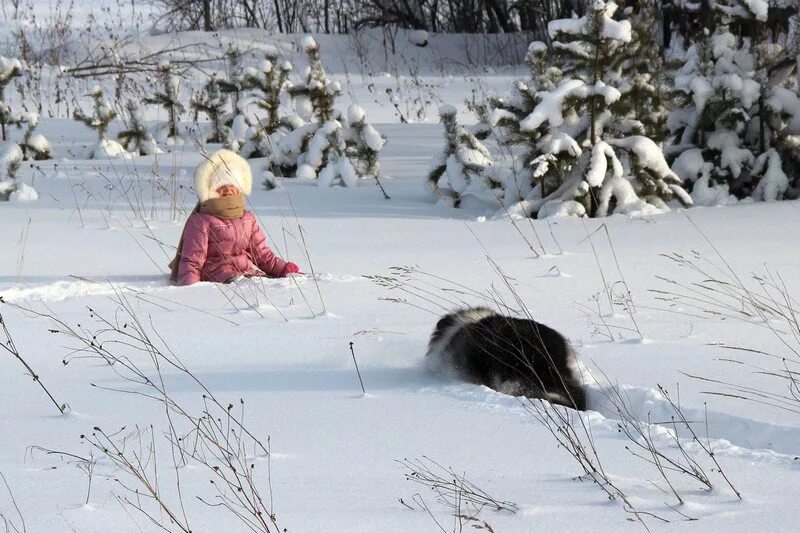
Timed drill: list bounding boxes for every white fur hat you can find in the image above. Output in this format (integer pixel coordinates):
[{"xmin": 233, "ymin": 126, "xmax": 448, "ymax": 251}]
[{"xmin": 194, "ymin": 149, "xmax": 253, "ymax": 202}]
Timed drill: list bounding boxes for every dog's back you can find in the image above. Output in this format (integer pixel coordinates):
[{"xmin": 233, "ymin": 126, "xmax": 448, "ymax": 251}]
[{"xmin": 426, "ymin": 307, "xmax": 586, "ymax": 410}]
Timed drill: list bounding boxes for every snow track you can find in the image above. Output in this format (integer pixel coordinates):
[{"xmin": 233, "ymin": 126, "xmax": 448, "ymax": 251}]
[
  {"xmin": 0, "ymin": 273, "xmax": 360, "ymax": 303},
  {"xmin": 428, "ymin": 380, "xmax": 800, "ymax": 465}
]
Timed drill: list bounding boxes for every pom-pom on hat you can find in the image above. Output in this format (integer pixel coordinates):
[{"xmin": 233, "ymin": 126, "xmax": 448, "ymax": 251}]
[{"xmin": 194, "ymin": 149, "xmax": 253, "ymax": 201}]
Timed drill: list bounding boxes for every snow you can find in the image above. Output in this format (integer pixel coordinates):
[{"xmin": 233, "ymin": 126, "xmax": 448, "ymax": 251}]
[
  {"xmin": 671, "ymin": 148, "xmax": 705, "ymax": 182},
  {"xmin": 27, "ymin": 133, "xmax": 50, "ymax": 154},
  {"xmin": 752, "ymin": 149, "xmax": 789, "ymax": 201},
  {"xmin": 609, "ymin": 136, "xmax": 683, "ymax": 185},
  {"xmin": 548, "ymin": 1, "xmax": 632, "ymax": 43},
  {"xmin": 1, "ymin": 13, "xmax": 800, "ymax": 533},
  {"xmin": 9, "ymin": 181, "xmax": 38, "ymax": 201},
  {"xmin": 707, "ymin": 130, "xmax": 754, "ymax": 178},
  {"xmin": 586, "ymin": 141, "xmax": 622, "ymax": 188},
  {"xmin": 301, "ymin": 35, "xmax": 318, "ymax": 52},
  {"xmin": 520, "ymin": 79, "xmax": 585, "ymax": 131},
  {"xmin": 538, "ymin": 199, "xmax": 586, "ymax": 219},
  {"xmin": 89, "ymin": 139, "xmax": 130, "ymax": 159},
  {"xmin": 409, "ymin": 30, "xmax": 429, "ymax": 47},
  {"xmin": 0, "ymin": 55, "xmax": 22, "ymax": 74},
  {"xmin": 0, "ymin": 141, "xmax": 23, "ymax": 169}
]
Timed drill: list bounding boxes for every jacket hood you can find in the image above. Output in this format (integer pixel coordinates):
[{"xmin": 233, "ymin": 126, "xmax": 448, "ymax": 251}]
[{"xmin": 195, "ymin": 149, "xmax": 253, "ymax": 202}]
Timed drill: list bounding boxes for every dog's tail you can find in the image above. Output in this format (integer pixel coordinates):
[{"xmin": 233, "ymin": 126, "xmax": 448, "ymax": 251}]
[{"xmin": 426, "ymin": 307, "xmax": 495, "ymax": 361}]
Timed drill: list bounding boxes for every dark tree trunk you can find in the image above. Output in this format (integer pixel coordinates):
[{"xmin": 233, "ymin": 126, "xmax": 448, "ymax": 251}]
[{"xmin": 202, "ymin": 0, "xmax": 212, "ymax": 31}]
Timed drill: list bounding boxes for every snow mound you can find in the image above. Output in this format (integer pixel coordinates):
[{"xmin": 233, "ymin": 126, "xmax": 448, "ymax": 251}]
[
  {"xmin": 90, "ymin": 139, "xmax": 131, "ymax": 159},
  {"xmin": 409, "ymin": 30, "xmax": 429, "ymax": 47},
  {"xmin": 9, "ymin": 182, "xmax": 38, "ymax": 202}
]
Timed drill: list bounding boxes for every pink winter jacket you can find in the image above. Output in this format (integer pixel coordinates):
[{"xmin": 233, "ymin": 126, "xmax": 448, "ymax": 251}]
[{"xmin": 178, "ymin": 210, "xmax": 287, "ymax": 286}]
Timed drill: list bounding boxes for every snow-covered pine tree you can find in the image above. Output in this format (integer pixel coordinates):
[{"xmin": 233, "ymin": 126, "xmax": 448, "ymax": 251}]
[
  {"xmin": 0, "ymin": 143, "xmax": 36, "ymax": 202},
  {"xmin": 117, "ymin": 100, "xmax": 159, "ymax": 155},
  {"xmin": 507, "ymin": 0, "xmax": 692, "ymax": 218},
  {"xmin": 274, "ymin": 36, "xmax": 354, "ymax": 185},
  {"xmin": 611, "ymin": 0, "xmax": 669, "ymax": 142},
  {"xmin": 0, "ymin": 56, "xmax": 22, "ymax": 142},
  {"xmin": 669, "ymin": 1, "xmax": 799, "ymax": 203},
  {"xmin": 426, "ymin": 105, "xmax": 502, "ymax": 207},
  {"xmin": 488, "ymin": 41, "xmax": 567, "ymax": 211},
  {"xmin": 290, "ymin": 36, "xmax": 340, "ymax": 123},
  {"xmin": 74, "ymin": 86, "xmax": 127, "ymax": 158},
  {"xmin": 246, "ymin": 56, "xmax": 293, "ymax": 136},
  {"xmin": 238, "ymin": 56, "xmax": 294, "ymax": 160},
  {"xmin": 144, "ymin": 61, "xmax": 184, "ymax": 142},
  {"xmin": 218, "ymin": 46, "xmax": 245, "ymax": 124},
  {"xmin": 190, "ymin": 75, "xmax": 228, "ymax": 144},
  {"xmin": 344, "ymin": 104, "xmax": 389, "ymax": 199},
  {"xmin": 12, "ymin": 111, "xmax": 51, "ymax": 160}
]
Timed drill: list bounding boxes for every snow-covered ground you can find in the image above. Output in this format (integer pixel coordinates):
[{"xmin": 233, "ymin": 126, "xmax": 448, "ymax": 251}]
[
  {"xmin": 1, "ymin": 117, "xmax": 800, "ymax": 531},
  {"xmin": 1, "ymin": 11, "xmax": 800, "ymax": 530}
]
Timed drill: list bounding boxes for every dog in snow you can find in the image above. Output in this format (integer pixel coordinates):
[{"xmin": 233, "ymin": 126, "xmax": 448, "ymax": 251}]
[{"xmin": 426, "ymin": 307, "xmax": 586, "ymax": 410}]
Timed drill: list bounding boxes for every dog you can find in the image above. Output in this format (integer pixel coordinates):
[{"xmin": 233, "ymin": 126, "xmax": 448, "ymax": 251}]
[{"xmin": 426, "ymin": 307, "xmax": 586, "ymax": 410}]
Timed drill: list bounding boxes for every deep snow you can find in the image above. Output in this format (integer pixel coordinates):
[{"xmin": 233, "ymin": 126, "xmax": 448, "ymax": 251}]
[
  {"xmin": 0, "ymin": 11, "xmax": 799, "ymax": 529},
  {"xmin": 0, "ymin": 118, "xmax": 799, "ymax": 531}
]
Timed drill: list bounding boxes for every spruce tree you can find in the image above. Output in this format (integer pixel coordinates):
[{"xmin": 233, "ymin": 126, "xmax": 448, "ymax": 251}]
[
  {"xmin": 74, "ymin": 86, "xmax": 117, "ymax": 143},
  {"xmin": 144, "ymin": 61, "xmax": 184, "ymax": 141},
  {"xmin": 509, "ymin": 0, "xmax": 692, "ymax": 218},
  {"xmin": 12, "ymin": 111, "xmax": 51, "ymax": 160},
  {"xmin": 238, "ymin": 56, "xmax": 294, "ymax": 159},
  {"xmin": 426, "ymin": 105, "xmax": 501, "ymax": 207},
  {"xmin": 489, "ymin": 41, "xmax": 567, "ymax": 208},
  {"xmin": 0, "ymin": 56, "xmax": 22, "ymax": 142},
  {"xmin": 117, "ymin": 100, "xmax": 158, "ymax": 155},
  {"xmin": 669, "ymin": 2, "xmax": 799, "ymax": 203},
  {"xmin": 0, "ymin": 143, "xmax": 23, "ymax": 201},
  {"xmin": 344, "ymin": 104, "xmax": 389, "ymax": 199},
  {"xmin": 190, "ymin": 75, "xmax": 228, "ymax": 144},
  {"xmin": 218, "ymin": 46, "xmax": 245, "ymax": 125}
]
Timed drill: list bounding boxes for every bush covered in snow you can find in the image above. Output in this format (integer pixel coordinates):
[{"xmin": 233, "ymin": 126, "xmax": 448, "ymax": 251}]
[
  {"xmin": 0, "ymin": 142, "xmax": 36, "ymax": 202},
  {"xmin": 0, "ymin": 56, "xmax": 22, "ymax": 143},
  {"xmin": 118, "ymin": 100, "xmax": 159, "ymax": 156},
  {"xmin": 668, "ymin": 3, "xmax": 800, "ymax": 205},
  {"xmin": 190, "ymin": 75, "xmax": 229, "ymax": 144},
  {"xmin": 427, "ymin": 105, "xmax": 503, "ymax": 207},
  {"xmin": 434, "ymin": 1, "xmax": 692, "ymax": 218},
  {"xmin": 74, "ymin": 86, "xmax": 129, "ymax": 159},
  {"xmin": 251, "ymin": 36, "xmax": 388, "ymax": 192},
  {"xmin": 144, "ymin": 61, "xmax": 185, "ymax": 144}
]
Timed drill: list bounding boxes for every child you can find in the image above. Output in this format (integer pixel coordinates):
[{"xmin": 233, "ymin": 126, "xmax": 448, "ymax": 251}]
[{"xmin": 170, "ymin": 149, "xmax": 300, "ymax": 285}]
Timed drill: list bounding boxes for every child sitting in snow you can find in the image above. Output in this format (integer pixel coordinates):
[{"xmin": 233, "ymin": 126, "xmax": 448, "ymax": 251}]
[{"xmin": 169, "ymin": 149, "xmax": 301, "ymax": 285}]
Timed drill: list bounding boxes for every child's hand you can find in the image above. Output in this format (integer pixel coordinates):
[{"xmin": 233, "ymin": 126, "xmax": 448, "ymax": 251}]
[{"xmin": 282, "ymin": 262, "xmax": 303, "ymax": 276}]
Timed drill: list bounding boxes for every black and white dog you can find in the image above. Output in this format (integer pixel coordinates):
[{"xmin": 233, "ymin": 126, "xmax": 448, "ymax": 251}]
[{"xmin": 426, "ymin": 307, "xmax": 586, "ymax": 410}]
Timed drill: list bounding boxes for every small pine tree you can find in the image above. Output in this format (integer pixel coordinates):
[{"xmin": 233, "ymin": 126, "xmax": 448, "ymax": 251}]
[
  {"xmin": 426, "ymin": 105, "xmax": 501, "ymax": 207},
  {"xmin": 290, "ymin": 36, "xmax": 340, "ymax": 123},
  {"xmin": 218, "ymin": 46, "xmax": 245, "ymax": 124},
  {"xmin": 144, "ymin": 61, "xmax": 184, "ymax": 141},
  {"xmin": 190, "ymin": 75, "xmax": 228, "ymax": 144},
  {"xmin": 344, "ymin": 104, "xmax": 389, "ymax": 199},
  {"xmin": 0, "ymin": 143, "xmax": 23, "ymax": 201},
  {"xmin": 513, "ymin": 0, "xmax": 692, "ymax": 218},
  {"xmin": 0, "ymin": 56, "xmax": 23, "ymax": 142},
  {"xmin": 74, "ymin": 86, "xmax": 117, "ymax": 142},
  {"xmin": 245, "ymin": 57, "xmax": 293, "ymax": 136},
  {"xmin": 117, "ymin": 100, "xmax": 158, "ymax": 155},
  {"xmin": 490, "ymin": 41, "xmax": 567, "ymax": 207},
  {"xmin": 668, "ymin": 2, "xmax": 799, "ymax": 204},
  {"xmin": 12, "ymin": 111, "xmax": 51, "ymax": 160},
  {"xmin": 239, "ymin": 56, "xmax": 294, "ymax": 159}
]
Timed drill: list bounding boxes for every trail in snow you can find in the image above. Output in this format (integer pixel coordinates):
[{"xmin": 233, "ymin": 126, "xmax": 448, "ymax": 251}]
[{"xmin": 427, "ymin": 378, "xmax": 800, "ymax": 465}]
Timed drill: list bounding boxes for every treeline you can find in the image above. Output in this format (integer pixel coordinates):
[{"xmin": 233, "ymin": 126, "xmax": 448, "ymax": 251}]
[{"xmin": 151, "ymin": 0, "xmax": 579, "ymax": 35}]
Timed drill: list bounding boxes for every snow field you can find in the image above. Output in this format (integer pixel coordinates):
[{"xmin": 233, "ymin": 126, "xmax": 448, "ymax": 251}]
[{"xmin": 1, "ymin": 121, "xmax": 800, "ymax": 531}]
